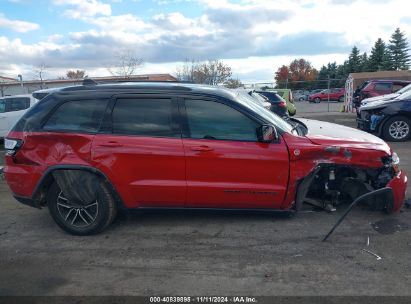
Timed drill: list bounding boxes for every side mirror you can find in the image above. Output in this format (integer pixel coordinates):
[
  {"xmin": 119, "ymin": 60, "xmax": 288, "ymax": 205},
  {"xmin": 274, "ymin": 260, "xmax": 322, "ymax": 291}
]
[{"xmin": 257, "ymin": 125, "xmax": 278, "ymax": 143}]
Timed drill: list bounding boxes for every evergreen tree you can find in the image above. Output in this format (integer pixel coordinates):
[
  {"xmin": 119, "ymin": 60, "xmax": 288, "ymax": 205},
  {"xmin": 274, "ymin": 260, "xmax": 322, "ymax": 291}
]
[
  {"xmin": 359, "ymin": 52, "xmax": 368, "ymax": 72},
  {"xmin": 368, "ymin": 38, "xmax": 387, "ymax": 71},
  {"xmin": 387, "ymin": 28, "xmax": 411, "ymax": 70},
  {"xmin": 348, "ymin": 46, "xmax": 361, "ymax": 73}
]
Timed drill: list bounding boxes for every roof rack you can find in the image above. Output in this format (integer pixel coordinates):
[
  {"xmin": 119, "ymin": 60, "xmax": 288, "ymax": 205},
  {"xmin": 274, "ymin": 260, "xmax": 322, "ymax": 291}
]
[{"xmin": 82, "ymin": 77, "xmax": 193, "ymax": 85}]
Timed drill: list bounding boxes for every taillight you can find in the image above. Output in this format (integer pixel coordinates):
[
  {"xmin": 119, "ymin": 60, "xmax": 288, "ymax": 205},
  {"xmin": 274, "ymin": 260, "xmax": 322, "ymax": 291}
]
[
  {"xmin": 4, "ymin": 138, "xmax": 23, "ymax": 155},
  {"xmin": 279, "ymin": 101, "xmax": 287, "ymax": 108}
]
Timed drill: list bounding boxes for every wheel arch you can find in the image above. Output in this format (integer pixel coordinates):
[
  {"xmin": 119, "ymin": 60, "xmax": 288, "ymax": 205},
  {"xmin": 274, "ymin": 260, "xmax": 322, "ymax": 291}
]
[{"xmin": 32, "ymin": 165, "xmax": 126, "ymax": 209}]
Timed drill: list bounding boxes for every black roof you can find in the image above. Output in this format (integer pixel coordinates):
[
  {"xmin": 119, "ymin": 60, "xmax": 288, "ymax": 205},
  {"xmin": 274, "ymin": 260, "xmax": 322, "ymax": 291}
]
[{"xmin": 33, "ymin": 82, "xmax": 237, "ymax": 100}]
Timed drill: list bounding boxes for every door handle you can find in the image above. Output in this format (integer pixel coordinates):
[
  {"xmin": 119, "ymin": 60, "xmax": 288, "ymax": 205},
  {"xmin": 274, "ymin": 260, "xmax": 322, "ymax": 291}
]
[
  {"xmin": 99, "ymin": 141, "xmax": 123, "ymax": 147},
  {"xmin": 190, "ymin": 145, "xmax": 213, "ymax": 152}
]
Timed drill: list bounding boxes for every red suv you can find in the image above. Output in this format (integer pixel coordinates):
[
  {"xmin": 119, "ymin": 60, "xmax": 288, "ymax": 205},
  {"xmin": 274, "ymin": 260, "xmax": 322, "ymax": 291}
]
[
  {"xmin": 3, "ymin": 82, "xmax": 407, "ymax": 235},
  {"xmin": 308, "ymin": 88, "xmax": 345, "ymax": 103},
  {"xmin": 355, "ymin": 80, "xmax": 411, "ymax": 101}
]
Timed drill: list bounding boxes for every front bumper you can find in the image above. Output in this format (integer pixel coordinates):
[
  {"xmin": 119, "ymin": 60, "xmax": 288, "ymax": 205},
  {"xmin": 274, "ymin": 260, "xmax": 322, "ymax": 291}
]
[
  {"xmin": 387, "ymin": 170, "xmax": 408, "ymax": 212},
  {"xmin": 356, "ymin": 117, "xmax": 370, "ymax": 132}
]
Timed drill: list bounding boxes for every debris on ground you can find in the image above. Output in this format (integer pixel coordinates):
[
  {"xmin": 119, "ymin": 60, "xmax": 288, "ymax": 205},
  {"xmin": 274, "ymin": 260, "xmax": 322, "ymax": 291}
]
[{"xmin": 362, "ymin": 249, "xmax": 382, "ymax": 260}]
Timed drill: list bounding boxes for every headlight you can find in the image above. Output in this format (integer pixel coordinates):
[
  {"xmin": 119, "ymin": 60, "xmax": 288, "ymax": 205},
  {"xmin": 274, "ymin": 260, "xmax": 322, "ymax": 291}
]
[
  {"xmin": 392, "ymin": 152, "xmax": 400, "ymax": 174},
  {"xmin": 392, "ymin": 152, "xmax": 400, "ymax": 165}
]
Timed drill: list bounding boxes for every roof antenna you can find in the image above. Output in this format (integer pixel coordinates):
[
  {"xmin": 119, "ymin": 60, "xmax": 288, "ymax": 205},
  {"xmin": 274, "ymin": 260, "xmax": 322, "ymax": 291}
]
[{"xmin": 82, "ymin": 78, "xmax": 98, "ymax": 86}]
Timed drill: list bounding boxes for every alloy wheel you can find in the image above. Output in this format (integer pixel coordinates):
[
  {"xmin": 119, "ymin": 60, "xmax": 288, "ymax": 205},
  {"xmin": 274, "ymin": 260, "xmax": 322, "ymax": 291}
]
[
  {"xmin": 389, "ymin": 120, "xmax": 410, "ymax": 140},
  {"xmin": 56, "ymin": 191, "xmax": 99, "ymax": 228}
]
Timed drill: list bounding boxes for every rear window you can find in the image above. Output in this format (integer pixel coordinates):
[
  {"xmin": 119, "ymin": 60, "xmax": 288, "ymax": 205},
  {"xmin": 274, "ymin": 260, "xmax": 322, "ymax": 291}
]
[
  {"xmin": 258, "ymin": 91, "xmax": 283, "ymax": 103},
  {"xmin": 43, "ymin": 99, "xmax": 108, "ymax": 133},
  {"xmin": 374, "ymin": 83, "xmax": 392, "ymax": 91}
]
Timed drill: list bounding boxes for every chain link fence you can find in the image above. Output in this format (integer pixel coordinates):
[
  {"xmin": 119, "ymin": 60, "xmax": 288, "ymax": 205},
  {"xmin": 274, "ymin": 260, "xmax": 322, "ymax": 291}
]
[{"xmin": 242, "ymin": 78, "xmax": 352, "ymax": 113}]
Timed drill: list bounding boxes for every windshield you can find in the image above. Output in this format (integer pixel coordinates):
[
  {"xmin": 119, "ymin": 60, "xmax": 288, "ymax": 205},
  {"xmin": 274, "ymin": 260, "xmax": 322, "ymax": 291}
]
[
  {"xmin": 396, "ymin": 87, "xmax": 411, "ymax": 100},
  {"xmin": 235, "ymin": 92, "xmax": 294, "ymax": 133},
  {"xmin": 396, "ymin": 84, "xmax": 411, "ymax": 95}
]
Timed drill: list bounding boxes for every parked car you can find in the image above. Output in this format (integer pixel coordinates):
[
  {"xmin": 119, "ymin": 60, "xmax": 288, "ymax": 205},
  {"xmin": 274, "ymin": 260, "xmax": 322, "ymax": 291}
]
[
  {"xmin": 357, "ymin": 88, "xmax": 411, "ymax": 142},
  {"xmin": 293, "ymin": 90, "xmax": 310, "ymax": 101},
  {"xmin": 3, "ymin": 82, "xmax": 406, "ymax": 235},
  {"xmin": 256, "ymin": 90, "xmax": 288, "ymax": 117},
  {"xmin": 266, "ymin": 89, "xmax": 296, "ymax": 116},
  {"xmin": 360, "ymin": 83, "xmax": 411, "ymax": 106},
  {"xmin": 355, "ymin": 80, "xmax": 411, "ymax": 102},
  {"xmin": 0, "ymin": 94, "xmax": 38, "ymax": 137},
  {"xmin": 236, "ymin": 89, "xmax": 272, "ymax": 111},
  {"xmin": 308, "ymin": 88, "xmax": 345, "ymax": 103}
]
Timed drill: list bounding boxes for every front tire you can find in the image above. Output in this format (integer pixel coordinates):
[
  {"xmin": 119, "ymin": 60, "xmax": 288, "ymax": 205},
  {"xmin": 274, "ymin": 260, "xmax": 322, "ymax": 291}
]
[
  {"xmin": 47, "ymin": 181, "xmax": 117, "ymax": 235},
  {"xmin": 382, "ymin": 116, "xmax": 411, "ymax": 142},
  {"xmin": 314, "ymin": 97, "xmax": 321, "ymax": 103},
  {"xmin": 338, "ymin": 96, "xmax": 344, "ymax": 102}
]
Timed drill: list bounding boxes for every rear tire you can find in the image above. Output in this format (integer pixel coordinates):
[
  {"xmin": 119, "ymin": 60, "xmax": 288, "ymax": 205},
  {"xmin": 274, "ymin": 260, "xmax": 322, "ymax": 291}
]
[
  {"xmin": 47, "ymin": 181, "xmax": 117, "ymax": 235},
  {"xmin": 382, "ymin": 116, "xmax": 411, "ymax": 142},
  {"xmin": 338, "ymin": 96, "xmax": 344, "ymax": 102}
]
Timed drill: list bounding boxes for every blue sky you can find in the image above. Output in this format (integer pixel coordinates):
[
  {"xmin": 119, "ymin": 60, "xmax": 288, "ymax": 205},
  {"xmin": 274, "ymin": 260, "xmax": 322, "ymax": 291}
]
[{"xmin": 0, "ymin": 0, "xmax": 410, "ymax": 82}]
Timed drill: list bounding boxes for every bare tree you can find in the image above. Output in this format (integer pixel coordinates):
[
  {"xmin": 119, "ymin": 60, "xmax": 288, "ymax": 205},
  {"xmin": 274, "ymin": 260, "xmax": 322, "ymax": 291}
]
[
  {"xmin": 223, "ymin": 78, "xmax": 243, "ymax": 89},
  {"xmin": 107, "ymin": 50, "xmax": 144, "ymax": 78},
  {"xmin": 175, "ymin": 59, "xmax": 232, "ymax": 85},
  {"xmin": 33, "ymin": 62, "xmax": 50, "ymax": 89},
  {"xmin": 66, "ymin": 69, "xmax": 87, "ymax": 80}
]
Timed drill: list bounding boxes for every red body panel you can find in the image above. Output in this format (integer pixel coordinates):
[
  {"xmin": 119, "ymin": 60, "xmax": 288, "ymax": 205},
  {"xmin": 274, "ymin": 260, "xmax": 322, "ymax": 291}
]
[
  {"xmin": 4, "ymin": 131, "xmax": 93, "ymax": 197},
  {"xmin": 91, "ymin": 134, "xmax": 186, "ymax": 208},
  {"xmin": 387, "ymin": 170, "xmax": 408, "ymax": 211},
  {"xmin": 4, "ymin": 129, "xmax": 408, "ymax": 212},
  {"xmin": 309, "ymin": 88, "xmax": 345, "ymax": 101},
  {"xmin": 183, "ymin": 138, "xmax": 289, "ymax": 208}
]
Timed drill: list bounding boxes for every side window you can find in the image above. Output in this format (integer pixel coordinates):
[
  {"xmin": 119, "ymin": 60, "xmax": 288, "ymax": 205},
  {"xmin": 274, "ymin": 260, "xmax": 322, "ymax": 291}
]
[
  {"xmin": 8, "ymin": 98, "xmax": 30, "ymax": 112},
  {"xmin": 0, "ymin": 99, "xmax": 5, "ymax": 113},
  {"xmin": 44, "ymin": 99, "xmax": 108, "ymax": 133},
  {"xmin": 112, "ymin": 98, "xmax": 180, "ymax": 137},
  {"xmin": 375, "ymin": 83, "xmax": 392, "ymax": 91},
  {"xmin": 185, "ymin": 99, "xmax": 259, "ymax": 141}
]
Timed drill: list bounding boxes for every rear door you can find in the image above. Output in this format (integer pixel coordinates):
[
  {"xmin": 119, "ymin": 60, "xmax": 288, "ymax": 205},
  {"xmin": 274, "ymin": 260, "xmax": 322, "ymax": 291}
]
[
  {"xmin": 91, "ymin": 95, "xmax": 186, "ymax": 208},
  {"xmin": 181, "ymin": 97, "xmax": 289, "ymax": 209}
]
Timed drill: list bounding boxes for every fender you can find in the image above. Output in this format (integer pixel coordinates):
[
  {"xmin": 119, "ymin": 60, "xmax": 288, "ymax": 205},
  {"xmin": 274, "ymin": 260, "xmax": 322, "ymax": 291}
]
[{"xmin": 31, "ymin": 164, "xmax": 126, "ymax": 209}]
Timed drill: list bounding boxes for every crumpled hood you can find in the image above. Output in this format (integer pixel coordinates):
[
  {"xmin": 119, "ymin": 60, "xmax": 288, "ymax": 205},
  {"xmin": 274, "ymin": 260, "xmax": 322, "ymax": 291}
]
[
  {"xmin": 362, "ymin": 93, "xmax": 398, "ymax": 105},
  {"xmin": 298, "ymin": 118, "xmax": 391, "ymax": 154},
  {"xmin": 361, "ymin": 97, "xmax": 400, "ymax": 110}
]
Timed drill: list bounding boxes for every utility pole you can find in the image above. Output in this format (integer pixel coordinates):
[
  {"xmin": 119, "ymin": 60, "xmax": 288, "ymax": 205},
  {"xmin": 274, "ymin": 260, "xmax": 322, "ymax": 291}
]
[
  {"xmin": 327, "ymin": 75, "xmax": 331, "ymax": 112},
  {"xmin": 18, "ymin": 74, "xmax": 24, "ymax": 94}
]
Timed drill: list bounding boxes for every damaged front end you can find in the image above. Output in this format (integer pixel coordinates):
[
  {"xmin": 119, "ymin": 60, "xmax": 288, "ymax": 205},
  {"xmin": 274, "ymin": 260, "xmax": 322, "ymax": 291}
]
[
  {"xmin": 298, "ymin": 161, "xmax": 400, "ymax": 213},
  {"xmin": 357, "ymin": 108, "xmax": 385, "ymax": 133},
  {"xmin": 282, "ymin": 132, "xmax": 407, "ymax": 213}
]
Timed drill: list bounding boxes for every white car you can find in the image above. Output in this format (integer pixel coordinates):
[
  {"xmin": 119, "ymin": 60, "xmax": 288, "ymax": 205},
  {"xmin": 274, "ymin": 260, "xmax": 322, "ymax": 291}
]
[
  {"xmin": 360, "ymin": 84, "xmax": 411, "ymax": 106},
  {"xmin": 0, "ymin": 94, "xmax": 38, "ymax": 137}
]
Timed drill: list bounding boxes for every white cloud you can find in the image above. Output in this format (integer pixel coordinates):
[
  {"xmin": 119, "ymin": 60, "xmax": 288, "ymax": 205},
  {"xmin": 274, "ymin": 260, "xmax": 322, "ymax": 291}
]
[
  {"xmin": 1, "ymin": 0, "xmax": 411, "ymax": 82},
  {"xmin": 0, "ymin": 14, "xmax": 39, "ymax": 32},
  {"xmin": 52, "ymin": 0, "xmax": 111, "ymax": 19}
]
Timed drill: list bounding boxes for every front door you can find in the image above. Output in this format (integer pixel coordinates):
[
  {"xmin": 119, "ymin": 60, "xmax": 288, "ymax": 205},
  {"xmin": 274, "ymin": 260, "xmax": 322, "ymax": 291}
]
[
  {"xmin": 91, "ymin": 97, "xmax": 186, "ymax": 208},
  {"xmin": 181, "ymin": 98, "xmax": 290, "ymax": 209}
]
